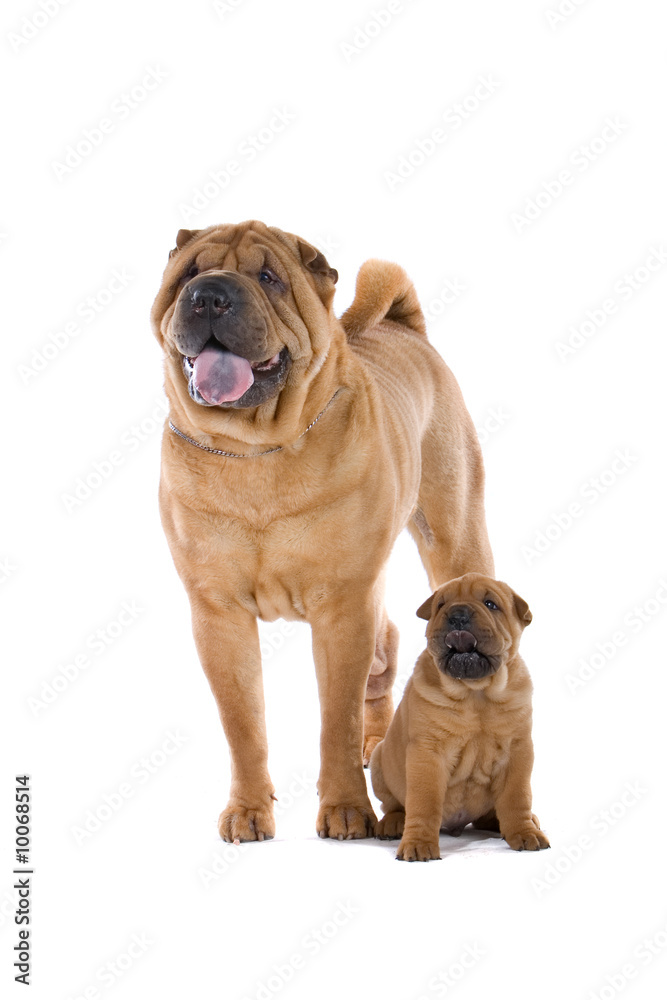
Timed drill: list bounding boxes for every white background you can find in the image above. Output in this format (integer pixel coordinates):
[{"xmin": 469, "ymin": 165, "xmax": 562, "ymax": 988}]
[{"xmin": 2, "ymin": 0, "xmax": 667, "ymax": 998}]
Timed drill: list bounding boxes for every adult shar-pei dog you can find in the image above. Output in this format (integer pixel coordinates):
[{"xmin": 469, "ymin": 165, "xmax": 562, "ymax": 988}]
[{"xmin": 150, "ymin": 221, "xmax": 494, "ymax": 842}]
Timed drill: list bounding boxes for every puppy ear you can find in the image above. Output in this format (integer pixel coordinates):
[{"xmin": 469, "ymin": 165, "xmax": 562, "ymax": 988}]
[
  {"xmin": 169, "ymin": 229, "xmax": 201, "ymax": 258},
  {"xmin": 416, "ymin": 593, "xmax": 435, "ymax": 621},
  {"xmin": 297, "ymin": 239, "xmax": 338, "ymax": 284},
  {"xmin": 512, "ymin": 590, "xmax": 533, "ymax": 626}
]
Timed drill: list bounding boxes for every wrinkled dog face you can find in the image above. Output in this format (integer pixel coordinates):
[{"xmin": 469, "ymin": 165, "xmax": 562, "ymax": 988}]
[
  {"xmin": 417, "ymin": 573, "xmax": 532, "ymax": 682},
  {"xmin": 150, "ymin": 221, "xmax": 338, "ymax": 410}
]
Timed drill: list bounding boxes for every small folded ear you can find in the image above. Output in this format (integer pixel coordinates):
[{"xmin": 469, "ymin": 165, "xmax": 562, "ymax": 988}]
[
  {"xmin": 297, "ymin": 239, "xmax": 338, "ymax": 284},
  {"xmin": 416, "ymin": 593, "xmax": 435, "ymax": 621},
  {"xmin": 169, "ymin": 229, "xmax": 202, "ymax": 258},
  {"xmin": 512, "ymin": 590, "xmax": 533, "ymax": 626}
]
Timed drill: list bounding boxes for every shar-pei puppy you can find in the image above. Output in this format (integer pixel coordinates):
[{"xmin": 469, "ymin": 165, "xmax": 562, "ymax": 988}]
[
  {"xmin": 371, "ymin": 573, "xmax": 549, "ymax": 860},
  {"xmin": 150, "ymin": 221, "xmax": 494, "ymax": 842}
]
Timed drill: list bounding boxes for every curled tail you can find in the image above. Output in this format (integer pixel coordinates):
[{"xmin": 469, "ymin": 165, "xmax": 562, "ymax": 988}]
[{"xmin": 340, "ymin": 259, "xmax": 426, "ymax": 341}]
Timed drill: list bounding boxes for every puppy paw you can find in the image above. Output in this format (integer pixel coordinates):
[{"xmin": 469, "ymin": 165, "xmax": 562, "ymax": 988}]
[
  {"xmin": 377, "ymin": 810, "xmax": 405, "ymax": 840},
  {"xmin": 503, "ymin": 820, "xmax": 550, "ymax": 852},
  {"xmin": 363, "ymin": 735, "xmax": 383, "ymax": 767},
  {"xmin": 317, "ymin": 802, "xmax": 377, "ymax": 840},
  {"xmin": 396, "ymin": 837, "xmax": 441, "ymax": 862},
  {"xmin": 218, "ymin": 800, "xmax": 275, "ymax": 843}
]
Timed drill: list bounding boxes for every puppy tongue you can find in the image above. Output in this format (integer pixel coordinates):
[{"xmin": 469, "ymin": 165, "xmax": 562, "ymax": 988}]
[
  {"xmin": 192, "ymin": 342, "xmax": 254, "ymax": 404},
  {"xmin": 445, "ymin": 630, "xmax": 477, "ymax": 653}
]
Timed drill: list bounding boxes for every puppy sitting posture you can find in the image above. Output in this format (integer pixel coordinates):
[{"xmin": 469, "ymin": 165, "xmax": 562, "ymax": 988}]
[{"xmin": 370, "ymin": 573, "xmax": 549, "ymax": 861}]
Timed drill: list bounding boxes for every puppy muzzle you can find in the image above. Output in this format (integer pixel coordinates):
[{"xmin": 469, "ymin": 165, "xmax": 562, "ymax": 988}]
[{"xmin": 432, "ymin": 629, "xmax": 498, "ymax": 680}]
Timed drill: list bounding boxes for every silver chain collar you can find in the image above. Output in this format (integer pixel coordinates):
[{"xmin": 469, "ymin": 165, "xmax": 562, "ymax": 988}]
[{"xmin": 168, "ymin": 389, "xmax": 342, "ymax": 458}]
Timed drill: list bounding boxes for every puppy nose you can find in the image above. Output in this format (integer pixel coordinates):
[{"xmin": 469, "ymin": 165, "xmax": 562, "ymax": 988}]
[
  {"xmin": 445, "ymin": 630, "xmax": 477, "ymax": 653},
  {"xmin": 191, "ymin": 280, "xmax": 232, "ymax": 317},
  {"xmin": 447, "ymin": 606, "xmax": 471, "ymax": 630}
]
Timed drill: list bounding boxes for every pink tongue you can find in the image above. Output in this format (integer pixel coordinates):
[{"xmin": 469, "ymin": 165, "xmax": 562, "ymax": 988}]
[
  {"xmin": 192, "ymin": 342, "xmax": 254, "ymax": 404},
  {"xmin": 446, "ymin": 630, "xmax": 477, "ymax": 653}
]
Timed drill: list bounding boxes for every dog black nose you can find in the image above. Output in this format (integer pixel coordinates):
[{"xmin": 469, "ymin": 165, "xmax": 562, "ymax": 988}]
[
  {"xmin": 447, "ymin": 606, "xmax": 471, "ymax": 630},
  {"xmin": 191, "ymin": 279, "xmax": 232, "ymax": 317}
]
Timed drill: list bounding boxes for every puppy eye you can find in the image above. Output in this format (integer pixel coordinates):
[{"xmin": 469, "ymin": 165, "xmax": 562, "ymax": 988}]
[
  {"xmin": 484, "ymin": 599, "xmax": 500, "ymax": 611},
  {"xmin": 182, "ymin": 266, "xmax": 199, "ymax": 282}
]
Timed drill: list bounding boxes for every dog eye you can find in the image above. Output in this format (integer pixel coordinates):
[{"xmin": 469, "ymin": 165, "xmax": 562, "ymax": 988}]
[
  {"xmin": 484, "ymin": 599, "xmax": 500, "ymax": 611},
  {"xmin": 259, "ymin": 268, "xmax": 279, "ymax": 285},
  {"xmin": 182, "ymin": 266, "xmax": 199, "ymax": 282}
]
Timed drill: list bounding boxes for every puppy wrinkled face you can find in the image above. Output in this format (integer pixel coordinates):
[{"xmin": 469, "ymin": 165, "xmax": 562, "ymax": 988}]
[
  {"xmin": 151, "ymin": 222, "xmax": 338, "ymax": 411},
  {"xmin": 416, "ymin": 573, "xmax": 531, "ymax": 682}
]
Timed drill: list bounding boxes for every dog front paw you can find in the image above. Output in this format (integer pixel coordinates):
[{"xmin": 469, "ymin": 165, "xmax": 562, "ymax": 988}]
[
  {"xmin": 317, "ymin": 802, "xmax": 377, "ymax": 840},
  {"xmin": 218, "ymin": 799, "xmax": 275, "ymax": 843},
  {"xmin": 396, "ymin": 836, "xmax": 441, "ymax": 862},
  {"xmin": 503, "ymin": 820, "xmax": 550, "ymax": 852}
]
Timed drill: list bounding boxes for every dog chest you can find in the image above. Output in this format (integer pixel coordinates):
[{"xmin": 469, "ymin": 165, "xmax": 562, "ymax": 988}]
[{"xmin": 448, "ymin": 731, "xmax": 511, "ymax": 789}]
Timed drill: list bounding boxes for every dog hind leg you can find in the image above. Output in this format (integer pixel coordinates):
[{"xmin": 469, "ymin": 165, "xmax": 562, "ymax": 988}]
[
  {"xmin": 370, "ymin": 742, "xmax": 406, "ymax": 839},
  {"xmin": 363, "ymin": 608, "xmax": 399, "ymax": 766}
]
